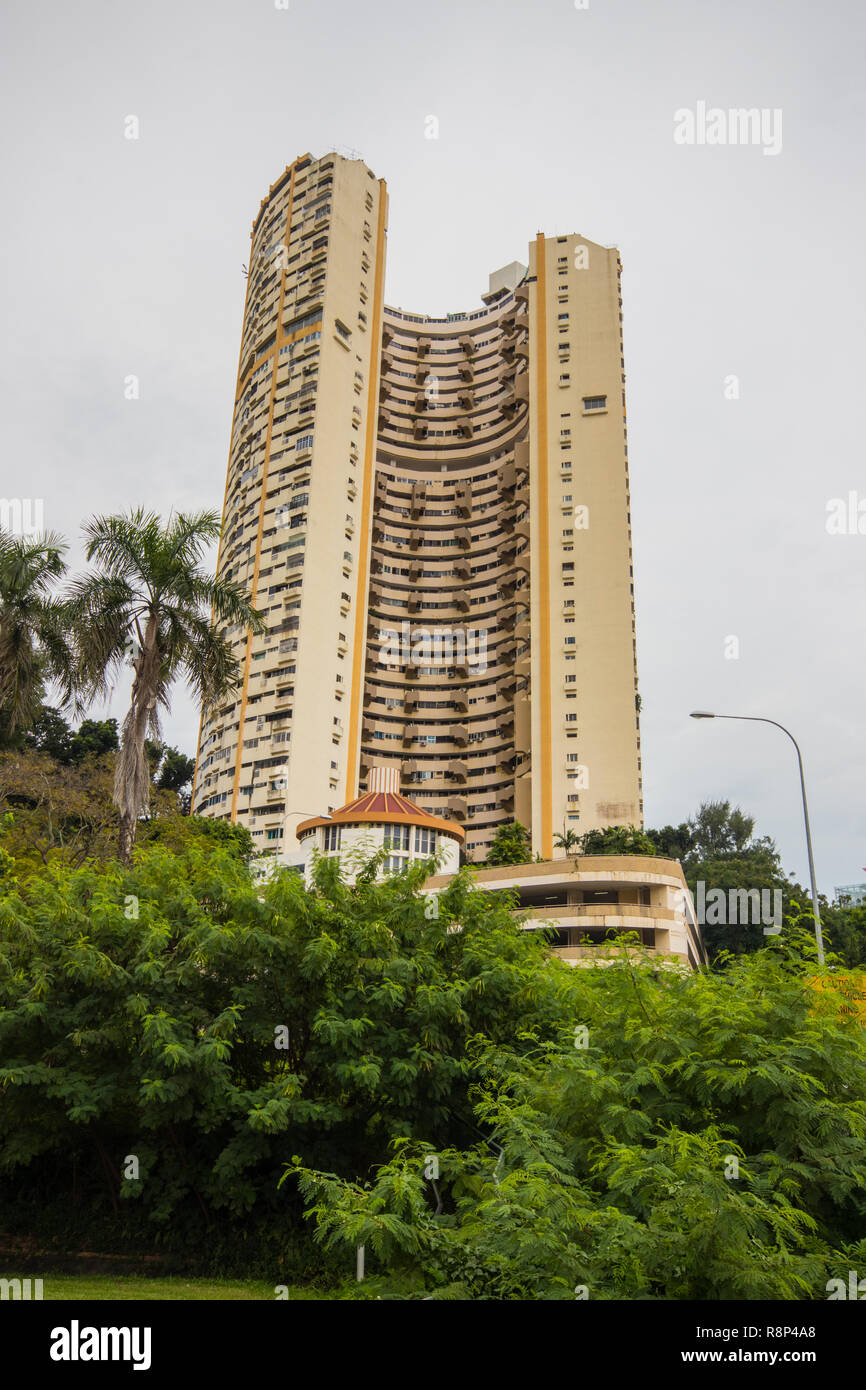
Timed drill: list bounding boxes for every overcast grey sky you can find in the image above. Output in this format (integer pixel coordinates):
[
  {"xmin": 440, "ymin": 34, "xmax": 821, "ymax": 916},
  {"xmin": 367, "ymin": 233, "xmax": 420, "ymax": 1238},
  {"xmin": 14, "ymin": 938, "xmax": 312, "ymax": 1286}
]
[{"xmin": 1, "ymin": 0, "xmax": 863, "ymax": 893}]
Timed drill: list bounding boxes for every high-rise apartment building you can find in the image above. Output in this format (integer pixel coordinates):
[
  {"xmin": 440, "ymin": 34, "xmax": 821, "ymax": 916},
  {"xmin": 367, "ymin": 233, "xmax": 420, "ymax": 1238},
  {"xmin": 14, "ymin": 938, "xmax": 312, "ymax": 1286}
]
[{"xmin": 192, "ymin": 151, "xmax": 642, "ymax": 864}]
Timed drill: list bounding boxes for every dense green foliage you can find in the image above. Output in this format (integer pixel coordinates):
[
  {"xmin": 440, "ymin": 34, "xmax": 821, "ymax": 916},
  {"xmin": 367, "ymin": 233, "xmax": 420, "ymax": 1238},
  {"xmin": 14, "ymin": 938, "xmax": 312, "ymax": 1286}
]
[
  {"xmin": 676, "ymin": 802, "xmax": 855, "ymax": 964},
  {"xmin": 577, "ymin": 824, "xmax": 659, "ymax": 856},
  {"xmin": 25, "ymin": 708, "xmax": 119, "ymax": 764},
  {"xmin": 153, "ymin": 747, "xmax": 196, "ymax": 796},
  {"xmin": 293, "ymin": 921, "xmax": 866, "ymax": 1299},
  {"xmin": 0, "ymin": 726, "xmax": 198, "ymax": 871},
  {"xmin": 0, "ymin": 836, "xmax": 568, "ymax": 1270},
  {"xmin": 1, "ymin": 833, "xmax": 865, "ymax": 1296},
  {"xmin": 485, "ymin": 820, "xmax": 533, "ymax": 865}
]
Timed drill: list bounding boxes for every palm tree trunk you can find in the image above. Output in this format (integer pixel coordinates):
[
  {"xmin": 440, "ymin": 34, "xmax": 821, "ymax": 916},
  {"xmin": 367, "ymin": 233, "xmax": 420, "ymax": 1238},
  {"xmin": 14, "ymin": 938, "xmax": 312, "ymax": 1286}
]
[
  {"xmin": 118, "ymin": 810, "xmax": 136, "ymax": 866},
  {"xmin": 115, "ymin": 613, "xmax": 159, "ymax": 866}
]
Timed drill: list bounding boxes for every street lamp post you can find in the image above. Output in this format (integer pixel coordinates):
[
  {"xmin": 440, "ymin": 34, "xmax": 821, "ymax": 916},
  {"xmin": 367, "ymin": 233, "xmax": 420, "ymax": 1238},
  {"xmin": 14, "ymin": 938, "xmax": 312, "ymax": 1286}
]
[
  {"xmin": 689, "ymin": 712, "xmax": 825, "ymax": 966},
  {"xmin": 284, "ymin": 806, "xmax": 332, "ymax": 851},
  {"xmin": 284, "ymin": 807, "xmax": 332, "ymax": 837},
  {"xmin": 274, "ymin": 757, "xmax": 332, "ymax": 846},
  {"xmin": 272, "ymin": 807, "xmax": 333, "ymax": 881}
]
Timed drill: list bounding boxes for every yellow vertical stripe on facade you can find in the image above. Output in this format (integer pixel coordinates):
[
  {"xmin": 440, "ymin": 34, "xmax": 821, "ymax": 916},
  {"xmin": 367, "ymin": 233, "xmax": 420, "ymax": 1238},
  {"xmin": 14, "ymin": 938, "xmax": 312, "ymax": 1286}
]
[
  {"xmin": 345, "ymin": 181, "xmax": 388, "ymax": 800},
  {"xmin": 229, "ymin": 163, "xmax": 298, "ymax": 820},
  {"xmin": 535, "ymin": 234, "xmax": 553, "ymax": 859},
  {"xmin": 191, "ymin": 194, "xmax": 261, "ymax": 813}
]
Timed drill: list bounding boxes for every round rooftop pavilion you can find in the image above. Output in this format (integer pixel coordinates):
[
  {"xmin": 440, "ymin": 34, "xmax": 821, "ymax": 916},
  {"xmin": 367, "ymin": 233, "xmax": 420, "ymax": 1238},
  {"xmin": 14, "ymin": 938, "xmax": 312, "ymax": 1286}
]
[{"xmin": 296, "ymin": 764, "xmax": 464, "ymax": 883}]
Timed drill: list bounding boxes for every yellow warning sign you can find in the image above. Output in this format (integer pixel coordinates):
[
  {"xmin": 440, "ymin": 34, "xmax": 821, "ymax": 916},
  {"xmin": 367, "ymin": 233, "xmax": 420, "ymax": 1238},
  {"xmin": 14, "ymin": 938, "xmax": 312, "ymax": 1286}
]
[{"xmin": 808, "ymin": 971, "xmax": 866, "ymax": 1024}]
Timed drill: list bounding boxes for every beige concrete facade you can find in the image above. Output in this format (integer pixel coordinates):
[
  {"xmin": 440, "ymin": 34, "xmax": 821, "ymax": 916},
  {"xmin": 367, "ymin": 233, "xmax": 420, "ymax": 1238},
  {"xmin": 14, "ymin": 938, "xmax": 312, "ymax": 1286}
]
[
  {"xmin": 193, "ymin": 153, "xmax": 388, "ymax": 855},
  {"xmin": 193, "ymin": 153, "xmax": 642, "ymax": 867},
  {"xmin": 423, "ymin": 857, "xmax": 706, "ymax": 971}
]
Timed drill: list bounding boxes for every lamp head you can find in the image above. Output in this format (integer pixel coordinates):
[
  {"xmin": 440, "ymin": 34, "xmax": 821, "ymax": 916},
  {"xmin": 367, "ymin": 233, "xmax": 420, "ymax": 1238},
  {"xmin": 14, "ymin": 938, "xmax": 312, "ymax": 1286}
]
[{"xmin": 690, "ymin": 710, "xmax": 716, "ymax": 719}]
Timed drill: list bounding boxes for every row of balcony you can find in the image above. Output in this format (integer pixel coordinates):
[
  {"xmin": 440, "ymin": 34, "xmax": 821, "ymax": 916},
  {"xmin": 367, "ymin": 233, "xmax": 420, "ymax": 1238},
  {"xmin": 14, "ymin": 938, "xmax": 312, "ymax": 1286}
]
[
  {"xmin": 380, "ymin": 283, "xmax": 528, "ymax": 352},
  {"xmin": 380, "ymin": 328, "xmax": 527, "ymax": 378},
  {"xmin": 395, "ymin": 711, "xmax": 517, "ymax": 744},
  {"xmin": 362, "ymin": 680, "xmax": 528, "ymax": 714},
  {"xmin": 373, "ymin": 475, "xmax": 474, "ymax": 517},
  {"xmin": 372, "ymin": 513, "xmax": 530, "ymax": 556},
  {"xmin": 379, "ymin": 353, "xmax": 527, "ymax": 402},
  {"xmin": 366, "ymin": 594, "xmax": 530, "ymax": 640},
  {"xmin": 369, "ymin": 445, "xmax": 529, "ymax": 515},
  {"xmin": 364, "ymin": 642, "xmax": 529, "ymax": 681},
  {"xmin": 369, "ymin": 558, "xmax": 530, "ymax": 599},
  {"xmin": 378, "ymin": 375, "xmax": 529, "ymax": 437}
]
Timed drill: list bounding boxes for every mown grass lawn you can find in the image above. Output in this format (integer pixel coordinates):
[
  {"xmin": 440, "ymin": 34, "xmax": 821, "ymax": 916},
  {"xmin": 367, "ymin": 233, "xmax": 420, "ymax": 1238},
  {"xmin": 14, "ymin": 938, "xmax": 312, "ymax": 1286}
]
[{"xmin": 30, "ymin": 1274, "xmax": 330, "ymax": 1301}]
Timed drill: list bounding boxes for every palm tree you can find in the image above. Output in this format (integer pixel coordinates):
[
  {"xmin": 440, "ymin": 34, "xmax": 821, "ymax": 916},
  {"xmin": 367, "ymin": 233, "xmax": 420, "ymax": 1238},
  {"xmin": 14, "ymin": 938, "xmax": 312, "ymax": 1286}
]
[
  {"xmin": 0, "ymin": 530, "xmax": 71, "ymax": 736},
  {"xmin": 65, "ymin": 509, "xmax": 264, "ymax": 864},
  {"xmin": 553, "ymin": 828, "xmax": 581, "ymax": 855}
]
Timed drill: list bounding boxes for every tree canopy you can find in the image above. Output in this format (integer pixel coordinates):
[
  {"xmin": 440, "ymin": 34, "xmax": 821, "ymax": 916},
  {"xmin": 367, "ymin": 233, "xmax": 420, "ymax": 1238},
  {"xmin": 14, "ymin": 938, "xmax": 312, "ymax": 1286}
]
[
  {"xmin": 64, "ymin": 508, "xmax": 263, "ymax": 861},
  {"xmin": 0, "ymin": 530, "xmax": 71, "ymax": 735},
  {"xmin": 485, "ymin": 820, "xmax": 533, "ymax": 866},
  {"xmin": 1, "ymin": 835, "xmax": 865, "ymax": 1296}
]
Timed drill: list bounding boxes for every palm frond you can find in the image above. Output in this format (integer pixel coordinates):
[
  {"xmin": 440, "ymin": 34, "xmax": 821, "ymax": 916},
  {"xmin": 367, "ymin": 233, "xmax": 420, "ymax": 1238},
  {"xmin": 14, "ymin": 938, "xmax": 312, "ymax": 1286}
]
[
  {"xmin": 67, "ymin": 507, "xmax": 263, "ymax": 860},
  {"xmin": 82, "ymin": 510, "xmax": 161, "ymax": 588},
  {"xmin": 164, "ymin": 510, "xmax": 222, "ymax": 574},
  {"xmin": 0, "ymin": 532, "xmax": 70, "ymax": 729}
]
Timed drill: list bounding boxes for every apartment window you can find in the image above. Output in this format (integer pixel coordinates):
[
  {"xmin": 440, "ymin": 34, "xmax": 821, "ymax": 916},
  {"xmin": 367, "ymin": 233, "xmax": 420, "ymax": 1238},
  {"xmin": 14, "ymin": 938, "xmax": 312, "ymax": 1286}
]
[
  {"xmin": 335, "ymin": 319, "xmax": 351, "ymax": 340},
  {"xmin": 415, "ymin": 826, "xmax": 437, "ymax": 855},
  {"xmin": 583, "ymin": 396, "xmax": 607, "ymax": 411},
  {"xmin": 384, "ymin": 824, "xmax": 410, "ymax": 851}
]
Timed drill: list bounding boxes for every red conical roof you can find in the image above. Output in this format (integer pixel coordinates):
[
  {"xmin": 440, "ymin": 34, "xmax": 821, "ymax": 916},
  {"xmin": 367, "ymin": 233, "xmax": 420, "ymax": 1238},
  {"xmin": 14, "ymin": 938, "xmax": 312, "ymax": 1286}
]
[{"xmin": 296, "ymin": 788, "xmax": 464, "ymax": 841}]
